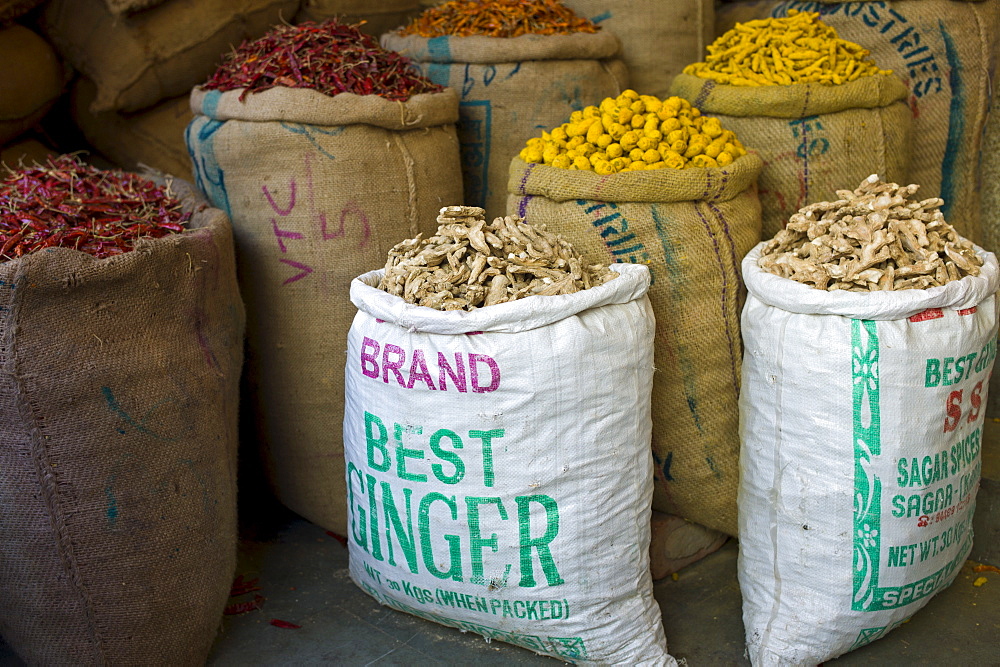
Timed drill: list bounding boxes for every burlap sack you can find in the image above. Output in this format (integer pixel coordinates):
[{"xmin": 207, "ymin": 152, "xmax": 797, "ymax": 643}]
[
  {"xmin": 103, "ymin": 0, "xmax": 167, "ymax": 16},
  {"xmin": 40, "ymin": 0, "xmax": 298, "ymax": 113},
  {"xmin": 507, "ymin": 154, "xmax": 764, "ymax": 536},
  {"xmin": 0, "ymin": 179, "xmax": 245, "ymax": 665},
  {"xmin": 72, "ymin": 78, "xmax": 194, "ymax": 182},
  {"xmin": 0, "ymin": 137, "xmax": 56, "ymax": 169},
  {"xmin": 0, "ymin": 25, "xmax": 65, "ymax": 145},
  {"xmin": 187, "ymin": 86, "xmax": 463, "ymax": 535},
  {"xmin": 382, "ymin": 31, "xmax": 627, "ymax": 219},
  {"xmin": 565, "ymin": 0, "xmax": 714, "ymax": 99},
  {"xmin": 0, "ymin": 0, "xmax": 42, "ymax": 20},
  {"xmin": 981, "ymin": 73, "xmax": 1000, "ymax": 417},
  {"xmin": 296, "ymin": 0, "xmax": 422, "ymax": 37},
  {"xmin": 714, "ymin": 0, "xmax": 781, "ymax": 35},
  {"xmin": 671, "ymin": 71, "xmax": 910, "ymax": 238},
  {"xmin": 769, "ymin": 0, "xmax": 1000, "ymax": 245}
]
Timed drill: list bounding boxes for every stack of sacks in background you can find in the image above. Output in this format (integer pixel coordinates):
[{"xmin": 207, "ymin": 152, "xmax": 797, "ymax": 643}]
[
  {"xmin": 713, "ymin": 0, "xmax": 1000, "ymax": 250},
  {"xmin": 186, "ymin": 20, "xmax": 463, "ymax": 534},
  {"xmin": 37, "ymin": 0, "xmax": 297, "ymax": 179},
  {"xmin": 296, "ymin": 0, "xmax": 422, "ymax": 37},
  {"xmin": 716, "ymin": 0, "xmax": 1000, "ymax": 416},
  {"xmin": 671, "ymin": 9, "xmax": 913, "ymax": 239},
  {"xmin": 383, "ymin": 0, "xmax": 627, "ymax": 219},
  {"xmin": 509, "ymin": 91, "xmax": 764, "ymax": 540},
  {"xmin": 0, "ymin": 5, "xmax": 66, "ymax": 165},
  {"xmin": 565, "ymin": 0, "xmax": 714, "ymax": 99}
]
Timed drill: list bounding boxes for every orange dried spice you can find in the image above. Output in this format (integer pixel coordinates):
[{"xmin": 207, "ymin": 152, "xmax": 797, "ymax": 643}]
[{"xmin": 398, "ymin": 0, "xmax": 599, "ymax": 38}]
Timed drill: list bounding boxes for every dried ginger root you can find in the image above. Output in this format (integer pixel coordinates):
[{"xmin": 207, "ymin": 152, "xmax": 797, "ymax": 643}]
[
  {"xmin": 379, "ymin": 206, "xmax": 617, "ymax": 310},
  {"xmin": 758, "ymin": 174, "xmax": 983, "ymax": 292}
]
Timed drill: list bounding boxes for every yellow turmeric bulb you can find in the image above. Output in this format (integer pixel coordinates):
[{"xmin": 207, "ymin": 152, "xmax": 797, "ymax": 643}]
[
  {"xmin": 520, "ymin": 92, "xmax": 749, "ymax": 172},
  {"xmin": 684, "ymin": 9, "xmax": 892, "ymax": 87}
]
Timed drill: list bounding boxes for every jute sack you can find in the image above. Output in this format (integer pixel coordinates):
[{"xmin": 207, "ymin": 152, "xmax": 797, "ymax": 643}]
[
  {"xmin": 769, "ymin": 0, "xmax": 1000, "ymax": 245},
  {"xmin": 72, "ymin": 78, "xmax": 194, "ymax": 182},
  {"xmin": 565, "ymin": 0, "xmax": 714, "ymax": 99},
  {"xmin": 103, "ymin": 0, "xmax": 168, "ymax": 16},
  {"xmin": 507, "ymin": 153, "xmax": 764, "ymax": 536},
  {"xmin": 739, "ymin": 243, "xmax": 998, "ymax": 663},
  {"xmin": 0, "ymin": 0, "xmax": 42, "ymax": 21},
  {"xmin": 0, "ymin": 179, "xmax": 245, "ymax": 665},
  {"xmin": 187, "ymin": 86, "xmax": 463, "ymax": 535},
  {"xmin": 296, "ymin": 0, "xmax": 422, "ymax": 37},
  {"xmin": 40, "ymin": 0, "xmax": 298, "ymax": 113},
  {"xmin": 671, "ymin": 71, "xmax": 911, "ymax": 239},
  {"xmin": 0, "ymin": 25, "xmax": 65, "ymax": 145},
  {"xmin": 346, "ymin": 264, "xmax": 675, "ymax": 665},
  {"xmin": 714, "ymin": 0, "xmax": 778, "ymax": 36},
  {"xmin": 382, "ymin": 31, "xmax": 627, "ymax": 219}
]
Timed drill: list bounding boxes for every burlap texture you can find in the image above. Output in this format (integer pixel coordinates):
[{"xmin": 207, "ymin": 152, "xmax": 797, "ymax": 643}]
[
  {"xmin": 0, "ymin": 0, "xmax": 43, "ymax": 21},
  {"xmin": 565, "ymin": 0, "xmax": 714, "ymax": 99},
  {"xmin": 187, "ymin": 87, "xmax": 463, "ymax": 534},
  {"xmin": 715, "ymin": 0, "xmax": 781, "ymax": 36},
  {"xmin": 0, "ymin": 180, "xmax": 245, "ymax": 665},
  {"xmin": 296, "ymin": 0, "xmax": 421, "ymax": 37},
  {"xmin": 768, "ymin": 0, "xmax": 1000, "ymax": 245},
  {"xmin": 507, "ymin": 154, "xmax": 764, "ymax": 536},
  {"xmin": 0, "ymin": 25, "xmax": 65, "ymax": 145},
  {"xmin": 102, "ymin": 0, "xmax": 167, "ymax": 16},
  {"xmin": 383, "ymin": 31, "xmax": 627, "ymax": 219},
  {"xmin": 72, "ymin": 78, "xmax": 194, "ymax": 182},
  {"xmin": 671, "ymin": 72, "xmax": 910, "ymax": 238},
  {"xmin": 40, "ymin": 0, "xmax": 298, "ymax": 113}
]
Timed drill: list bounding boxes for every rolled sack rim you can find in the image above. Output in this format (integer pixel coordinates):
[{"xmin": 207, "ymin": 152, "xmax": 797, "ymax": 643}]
[
  {"xmin": 742, "ymin": 242, "xmax": 1000, "ymax": 320},
  {"xmin": 350, "ymin": 262, "xmax": 651, "ymax": 334},
  {"xmin": 669, "ymin": 71, "xmax": 909, "ymax": 118},
  {"xmin": 0, "ymin": 176, "xmax": 227, "ymax": 275},
  {"xmin": 189, "ymin": 85, "xmax": 459, "ymax": 129},
  {"xmin": 507, "ymin": 153, "xmax": 764, "ymax": 204},
  {"xmin": 380, "ymin": 30, "xmax": 622, "ymax": 64}
]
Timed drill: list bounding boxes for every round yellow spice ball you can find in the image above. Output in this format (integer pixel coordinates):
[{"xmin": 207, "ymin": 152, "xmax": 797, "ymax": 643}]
[{"xmin": 519, "ymin": 94, "xmax": 750, "ymax": 172}]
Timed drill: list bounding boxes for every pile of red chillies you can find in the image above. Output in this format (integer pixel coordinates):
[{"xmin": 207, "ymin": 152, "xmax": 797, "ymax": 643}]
[
  {"xmin": 0, "ymin": 155, "xmax": 190, "ymax": 261},
  {"xmin": 201, "ymin": 20, "xmax": 443, "ymax": 102}
]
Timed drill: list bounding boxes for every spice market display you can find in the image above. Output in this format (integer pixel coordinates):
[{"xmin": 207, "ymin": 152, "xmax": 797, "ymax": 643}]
[
  {"xmin": 0, "ymin": 154, "xmax": 189, "ymax": 260},
  {"xmin": 200, "ymin": 19, "xmax": 442, "ymax": 101},
  {"xmin": 519, "ymin": 90, "xmax": 748, "ymax": 172},
  {"xmin": 684, "ymin": 9, "xmax": 892, "ymax": 87},
  {"xmin": 379, "ymin": 205, "xmax": 616, "ymax": 310},
  {"xmin": 0, "ymin": 0, "xmax": 997, "ymax": 665}
]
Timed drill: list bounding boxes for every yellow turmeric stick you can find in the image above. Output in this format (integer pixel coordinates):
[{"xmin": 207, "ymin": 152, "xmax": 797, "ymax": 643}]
[{"xmin": 684, "ymin": 10, "xmax": 890, "ymax": 87}]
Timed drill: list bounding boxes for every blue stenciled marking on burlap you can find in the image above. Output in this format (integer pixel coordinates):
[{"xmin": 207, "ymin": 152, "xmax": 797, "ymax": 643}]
[
  {"xmin": 939, "ymin": 20, "xmax": 964, "ymax": 221},
  {"xmin": 185, "ymin": 90, "xmax": 231, "ymax": 217},
  {"xmin": 280, "ymin": 123, "xmax": 344, "ymax": 161},
  {"xmin": 426, "ymin": 36, "xmax": 453, "ymax": 87}
]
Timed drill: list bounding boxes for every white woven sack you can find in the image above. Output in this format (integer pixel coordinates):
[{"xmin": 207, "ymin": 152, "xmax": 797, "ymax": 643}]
[
  {"xmin": 344, "ymin": 264, "xmax": 675, "ymax": 665},
  {"xmin": 739, "ymin": 242, "xmax": 999, "ymax": 665}
]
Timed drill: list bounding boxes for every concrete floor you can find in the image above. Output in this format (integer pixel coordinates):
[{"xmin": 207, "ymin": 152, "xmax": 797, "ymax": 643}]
[
  {"xmin": 0, "ymin": 490, "xmax": 994, "ymax": 665},
  {"xmin": 197, "ymin": 502, "xmax": 999, "ymax": 666},
  {"xmin": 0, "ymin": 423, "xmax": 996, "ymax": 665}
]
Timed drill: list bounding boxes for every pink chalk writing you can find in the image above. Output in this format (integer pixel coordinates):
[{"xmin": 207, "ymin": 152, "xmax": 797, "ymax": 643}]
[
  {"xmin": 271, "ymin": 219, "xmax": 304, "ymax": 253},
  {"xmin": 279, "ymin": 258, "xmax": 313, "ymax": 285},
  {"xmin": 360, "ymin": 336, "xmax": 500, "ymax": 393},
  {"xmin": 322, "ymin": 200, "xmax": 371, "ymax": 248},
  {"xmin": 262, "ymin": 181, "xmax": 296, "ymax": 216}
]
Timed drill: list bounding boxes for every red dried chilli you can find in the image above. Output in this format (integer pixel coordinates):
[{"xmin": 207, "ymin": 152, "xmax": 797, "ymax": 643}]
[
  {"xmin": 201, "ymin": 20, "xmax": 443, "ymax": 102},
  {"xmin": 0, "ymin": 155, "xmax": 191, "ymax": 261}
]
